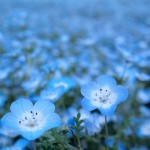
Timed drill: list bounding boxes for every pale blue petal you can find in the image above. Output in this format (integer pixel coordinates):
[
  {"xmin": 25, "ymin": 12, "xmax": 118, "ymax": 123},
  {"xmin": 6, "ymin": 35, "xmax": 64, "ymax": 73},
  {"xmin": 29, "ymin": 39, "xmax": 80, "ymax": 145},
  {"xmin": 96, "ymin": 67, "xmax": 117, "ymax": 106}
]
[
  {"xmin": 34, "ymin": 100, "xmax": 55, "ymax": 115},
  {"xmin": 20, "ymin": 113, "xmax": 61, "ymax": 140},
  {"xmin": 14, "ymin": 138, "xmax": 29, "ymax": 149},
  {"xmin": 81, "ymin": 82, "xmax": 98, "ymax": 99},
  {"xmin": 97, "ymin": 75, "xmax": 116, "ymax": 88},
  {"xmin": 40, "ymin": 87, "xmax": 64, "ymax": 102},
  {"xmin": 44, "ymin": 113, "xmax": 62, "ymax": 130},
  {"xmin": 48, "ymin": 77, "xmax": 76, "ymax": 91},
  {"xmin": 20, "ymin": 129, "xmax": 45, "ymax": 140},
  {"xmin": 99, "ymin": 104, "xmax": 117, "ymax": 116},
  {"xmin": 10, "ymin": 98, "xmax": 33, "ymax": 117},
  {"xmin": 112, "ymin": 85, "xmax": 128, "ymax": 103},
  {"xmin": 82, "ymin": 98, "xmax": 97, "ymax": 111},
  {"xmin": 1, "ymin": 113, "xmax": 19, "ymax": 131}
]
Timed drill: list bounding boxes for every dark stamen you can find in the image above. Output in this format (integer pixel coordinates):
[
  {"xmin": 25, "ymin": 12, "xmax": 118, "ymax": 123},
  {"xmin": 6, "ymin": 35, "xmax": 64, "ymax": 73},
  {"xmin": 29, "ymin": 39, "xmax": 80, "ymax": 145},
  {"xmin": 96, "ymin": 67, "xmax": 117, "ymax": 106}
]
[
  {"xmin": 36, "ymin": 112, "xmax": 38, "ymax": 115},
  {"xmin": 100, "ymin": 89, "xmax": 102, "ymax": 91},
  {"xmin": 19, "ymin": 121, "xmax": 21, "ymax": 124},
  {"xmin": 25, "ymin": 117, "xmax": 27, "ymax": 120}
]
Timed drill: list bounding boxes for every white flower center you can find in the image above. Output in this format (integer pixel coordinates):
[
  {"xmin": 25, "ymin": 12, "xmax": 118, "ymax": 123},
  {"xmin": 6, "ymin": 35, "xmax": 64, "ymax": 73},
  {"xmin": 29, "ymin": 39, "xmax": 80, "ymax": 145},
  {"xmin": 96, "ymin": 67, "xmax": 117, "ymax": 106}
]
[
  {"xmin": 18, "ymin": 111, "xmax": 44, "ymax": 131},
  {"xmin": 94, "ymin": 88, "xmax": 111, "ymax": 103},
  {"xmin": 91, "ymin": 86, "xmax": 117, "ymax": 108}
]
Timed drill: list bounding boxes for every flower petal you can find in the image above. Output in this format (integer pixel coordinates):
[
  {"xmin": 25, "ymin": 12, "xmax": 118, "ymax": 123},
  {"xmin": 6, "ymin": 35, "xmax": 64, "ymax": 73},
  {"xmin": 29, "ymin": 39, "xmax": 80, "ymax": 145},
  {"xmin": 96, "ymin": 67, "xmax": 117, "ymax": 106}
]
[
  {"xmin": 14, "ymin": 138, "xmax": 29, "ymax": 149},
  {"xmin": 112, "ymin": 85, "xmax": 128, "ymax": 103},
  {"xmin": 1, "ymin": 113, "xmax": 19, "ymax": 131},
  {"xmin": 34, "ymin": 100, "xmax": 55, "ymax": 115},
  {"xmin": 81, "ymin": 82, "xmax": 99, "ymax": 99},
  {"xmin": 82, "ymin": 98, "xmax": 97, "ymax": 111},
  {"xmin": 40, "ymin": 87, "xmax": 64, "ymax": 102},
  {"xmin": 99, "ymin": 104, "xmax": 117, "ymax": 116},
  {"xmin": 10, "ymin": 98, "xmax": 33, "ymax": 117},
  {"xmin": 97, "ymin": 75, "xmax": 116, "ymax": 88},
  {"xmin": 20, "ymin": 129, "xmax": 45, "ymax": 140},
  {"xmin": 44, "ymin": 113, "xmax": 62, "ymax": 130}
]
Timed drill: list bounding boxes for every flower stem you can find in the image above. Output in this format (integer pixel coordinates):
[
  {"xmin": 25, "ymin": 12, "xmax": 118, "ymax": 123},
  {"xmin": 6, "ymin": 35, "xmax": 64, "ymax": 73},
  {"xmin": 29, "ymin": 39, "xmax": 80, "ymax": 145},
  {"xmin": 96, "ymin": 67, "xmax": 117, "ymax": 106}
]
[
  {"xmin": 77, "ymin": 135, "xmax": 82, "ymax": 150},
  {"xmin": 104, "ymin": 116, "xmax": 109, "ymax": 150},
  {"xmin": 33, "ymin": 141, "xmax": 36, "ymax": 150}
]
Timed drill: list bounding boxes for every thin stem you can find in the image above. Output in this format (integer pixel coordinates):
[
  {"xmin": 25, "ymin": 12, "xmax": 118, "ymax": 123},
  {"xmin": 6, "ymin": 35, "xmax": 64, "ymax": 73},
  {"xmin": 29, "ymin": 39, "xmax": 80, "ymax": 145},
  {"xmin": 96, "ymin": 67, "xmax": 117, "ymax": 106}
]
[
  {"xmin": 71, "ymin": 129, "xmax": 79, "ymax": 148},
  {"xmin": 77, "ymin": 135, "xmax": 82, "ymax": 150},
  {"xmin": 33, "ymin": 141, "xmax": 36, "ymax": 150},
  {"xmin": 104, "ymin": 116, "xmax": 109, "ymax": 150}
]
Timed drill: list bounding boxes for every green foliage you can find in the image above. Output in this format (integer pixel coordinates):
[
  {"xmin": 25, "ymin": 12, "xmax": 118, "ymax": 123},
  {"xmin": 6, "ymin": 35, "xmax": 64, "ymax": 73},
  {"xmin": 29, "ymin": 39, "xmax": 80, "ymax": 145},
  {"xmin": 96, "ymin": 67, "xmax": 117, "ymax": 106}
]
[
  {"xmin": 36, "ymin": 126, "xmax": 77, "ymax": 150},
  {"xmin": 72, "ymin": 113, "xmax": 85, "ymax": 150}
]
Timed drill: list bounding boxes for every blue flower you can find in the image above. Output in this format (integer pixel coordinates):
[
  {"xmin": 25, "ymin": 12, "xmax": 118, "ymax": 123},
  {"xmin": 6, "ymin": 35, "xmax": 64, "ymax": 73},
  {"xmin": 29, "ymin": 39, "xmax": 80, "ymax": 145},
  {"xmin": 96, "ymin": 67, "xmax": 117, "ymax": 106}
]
[
  {"xmin": 40, "ymin": 86, "xmax": 64, "ymax": 102},
  {"xmin": 22, "ymin": 73, "xmax": 44, "ymax": 93},
  {"xmin": 48, "ymin": 77, "xmax": 76, "ymax": 92},
  {"xmin": 39, "ymin": 77, "xmax": 77, "ymax": 102},
  {"xmin": 136, "ymin": 88, "xmax": 150, "ymax": 104},
  {"xmin": 81, "ymin": 75, "xmax": 128, "ymax": 116},
  {"xmin": 137, "ymin": 120, "xmax": 150, "ymax": 138},
  {"xmin": 105, "ymin": 139, "xmax": 126, "ymax": 150},
  {"xmin": 1, "ymin": 98, "xmax": 62, "ymax": 140},
  {"xmin": 1, "ymin": 138, "xmax": 29, "ymax": 150}
]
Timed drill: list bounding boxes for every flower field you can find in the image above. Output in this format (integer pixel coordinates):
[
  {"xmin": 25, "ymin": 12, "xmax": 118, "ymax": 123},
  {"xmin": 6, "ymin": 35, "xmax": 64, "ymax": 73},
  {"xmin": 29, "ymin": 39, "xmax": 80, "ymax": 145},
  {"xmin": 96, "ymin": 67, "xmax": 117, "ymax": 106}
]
[{"xmin": 0, "ymin": 0, "xmax": 150, "ymax": 149}]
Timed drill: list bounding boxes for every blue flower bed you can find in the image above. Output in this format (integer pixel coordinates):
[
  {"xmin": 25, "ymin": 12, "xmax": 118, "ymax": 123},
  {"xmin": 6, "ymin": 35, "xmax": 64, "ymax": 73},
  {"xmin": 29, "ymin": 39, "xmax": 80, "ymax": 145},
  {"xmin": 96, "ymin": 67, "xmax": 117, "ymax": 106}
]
[{"xmin": 0, "ymin": 0, "xmax": 150, "ymax": 149}]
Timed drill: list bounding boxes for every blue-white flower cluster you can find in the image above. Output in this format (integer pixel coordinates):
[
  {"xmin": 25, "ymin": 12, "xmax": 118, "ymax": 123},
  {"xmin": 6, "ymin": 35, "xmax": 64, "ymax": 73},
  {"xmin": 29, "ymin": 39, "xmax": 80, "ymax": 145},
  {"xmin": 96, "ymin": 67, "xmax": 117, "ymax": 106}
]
[{"xmin": 0, "ymin": 0, "xmax": 150, "ymax": 149}]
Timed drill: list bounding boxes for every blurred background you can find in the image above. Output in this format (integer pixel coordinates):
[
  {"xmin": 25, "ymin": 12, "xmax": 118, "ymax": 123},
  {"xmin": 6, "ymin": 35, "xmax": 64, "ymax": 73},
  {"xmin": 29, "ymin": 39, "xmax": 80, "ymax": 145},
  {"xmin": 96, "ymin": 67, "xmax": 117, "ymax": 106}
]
[{"xmin": 0, "ymin": 0, "xmax": 150, "ymax": 149}]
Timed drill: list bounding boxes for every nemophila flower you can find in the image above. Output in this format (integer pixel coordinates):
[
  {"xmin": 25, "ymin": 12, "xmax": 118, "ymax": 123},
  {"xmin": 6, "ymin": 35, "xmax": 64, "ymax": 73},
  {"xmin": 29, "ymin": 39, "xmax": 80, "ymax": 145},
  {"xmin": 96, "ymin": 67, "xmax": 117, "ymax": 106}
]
[
  {"xmin": 105, "ymin": 139, "xmax": 126, "ymax": 150},
  {"xmin": 139, "ymin": 106, "xmax": 150, "ymax": 117},
  {"xmin": 0, "ymin": 68, "xmax": 11, "ymax": 80},
  {"xmin": 40, "ymin": 86, "xmax": 64, "ymax": 102},
  {"xmin": 136, "ymin": 72, "xmax": 150, "ymax": 82},
  {"xmin": 40, "ymin": 77, "xmax": 77, "ymax": 102},
  {"xmin": 81, "ymin": 75, "xmax": 128, "ymax": 116},
  {"xmin": 1, "ymin": 138, "xmax": 29, "ymax": 150},
  {"xmin": 48, "ymin": 77, "xmax": 76, "ymax": 92},
  {"xmin": 136, "ymin": 88, "xmax": 150, "ymax": 104},
  {"xmin": 1, "ymin": 98, "xmax": 62, "ymax": 140},
  {"xmin": 22, "ymin": 73, "xmax": 44, "ymax": 92},
  {"xmin": 137, "ymin": 120, "xmax": 150, "ymax": 137}
]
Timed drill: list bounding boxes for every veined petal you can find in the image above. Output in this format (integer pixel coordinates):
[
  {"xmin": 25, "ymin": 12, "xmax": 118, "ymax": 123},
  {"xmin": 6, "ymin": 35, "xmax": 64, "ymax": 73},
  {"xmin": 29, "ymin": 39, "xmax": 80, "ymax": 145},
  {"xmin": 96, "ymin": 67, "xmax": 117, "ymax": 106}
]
[
  {"xmin": 40, "ymin": 86, "xmax": 64, "ymax": 102},
  {"xmin": 97, "ymin": 75, "xmax": 116, "ymax": 88},
  {"xmin": 112, "ymin": 85, "xmax": 128, "ymax": 103},
  {"xmin": 34, "ymin": 100, "xmax": 55, "ymax": 115},
  {"xmin": 81, "ymin": 82, "xmax": 99, "ymax": 99},
  {"xmin": 1, "ymin": 113, "xmax": 19, "ymax": 131},
  {"xmin": 20, "ymin": 129, "xmax": 45, "ymax": 140},
  {"xmin": 82, "ymin": 98, "xmax": 97, "ymax": 111},
  {"xmin": 44, "ymin": 113, "xmax": 62, "ymax": 130},
  {"xmin": 99, "ymin": 104, "xmax": 117, "ymax": 116},
  {"xmin": 10, "ymin": 98, "xmax": 33, "ymax": 117}
]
